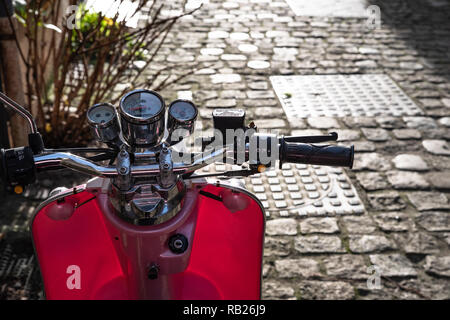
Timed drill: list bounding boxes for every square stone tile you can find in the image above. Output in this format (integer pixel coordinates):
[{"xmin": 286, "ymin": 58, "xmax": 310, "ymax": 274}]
[
  {"xmin": 270, "ymin": 75, "xmax": 423, "ymax": 122},
  {"xmin": 198, "ymin": 163, "xmax": 365, "ymax": 217},
  {"xmin": 285, "ymin": 0, "xmax": 369, "ymax": 18}
]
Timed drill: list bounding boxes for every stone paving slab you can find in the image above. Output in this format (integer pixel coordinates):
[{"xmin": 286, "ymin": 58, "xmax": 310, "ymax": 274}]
[
  {"xmin": 172, "ymin": 0, "xmax": 450, "ymax": 300},
  {"xmin": 270, "ymin": 74, "xmax": 424, "ymax": 120},
  {"xmin": 285, "ymin": 0, "xmax": 369, "ymax": 18},
  {"xmin": 1, "ymin": 0, "xmax": 450, "ymax": 300},
  {"xmin": 200, "ymin": 163, "xmax": 365, "ymax": 217}
]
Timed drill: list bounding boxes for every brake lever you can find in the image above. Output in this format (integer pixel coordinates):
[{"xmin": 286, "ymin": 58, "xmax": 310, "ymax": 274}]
[{"xmin": 281, "ymin": 132, "xmax": 338, "ymax": 144}]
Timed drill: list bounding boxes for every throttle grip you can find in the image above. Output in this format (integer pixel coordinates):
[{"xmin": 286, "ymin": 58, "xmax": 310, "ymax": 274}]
[{"xmin": 279, "ymin": 140, "xmax": 354, "ymax": 169}]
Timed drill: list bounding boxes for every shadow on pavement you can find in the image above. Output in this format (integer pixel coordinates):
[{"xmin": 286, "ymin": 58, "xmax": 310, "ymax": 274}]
[{"xmin": 369, "ymin": 0, "xmax": 450, "ymax": 81}]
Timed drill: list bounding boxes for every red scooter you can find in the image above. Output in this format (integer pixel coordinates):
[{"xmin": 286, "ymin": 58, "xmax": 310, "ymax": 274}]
[{"xmin": 0, "ymin": 90, "xmax": 353, "ymax": 300}]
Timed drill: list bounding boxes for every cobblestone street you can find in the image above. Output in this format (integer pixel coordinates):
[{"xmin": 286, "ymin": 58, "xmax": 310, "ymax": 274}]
[{"xmin": 1, "ymin": 0, "xmax": 450, "ymax": 299}]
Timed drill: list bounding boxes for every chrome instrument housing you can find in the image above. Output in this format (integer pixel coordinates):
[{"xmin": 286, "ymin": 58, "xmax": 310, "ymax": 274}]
[
  {"xmin": 167, "ymin": 99, "xmax": 198, "ymax": 140},
  {"xmin": 86, "ymin": 103, "xmax": 120, "ymax": 143},
  {"xmin": 119, "ymin": 89, "xmax": 166, "ymax": 147}
]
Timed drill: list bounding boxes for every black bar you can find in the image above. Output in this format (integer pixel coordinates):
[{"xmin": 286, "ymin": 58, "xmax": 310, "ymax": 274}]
[{"xmin": 0, "ymin": 300, "xmax": 440, "ymax": 318}]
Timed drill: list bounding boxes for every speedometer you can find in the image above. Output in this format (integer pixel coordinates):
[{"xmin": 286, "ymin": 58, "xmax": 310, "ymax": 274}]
[
  {"xmin": 120, "ymin": 90, "xmax": 163, "ymax": 119},
  {"xmin": 119, "ymin": 89, "xmax": 166, "ymax": 146}
]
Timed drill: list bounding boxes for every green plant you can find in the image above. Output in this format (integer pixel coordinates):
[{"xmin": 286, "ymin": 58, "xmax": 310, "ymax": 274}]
[{"xmin": 8, "ymin": 0, "xmax": 201, "ymax": 147}]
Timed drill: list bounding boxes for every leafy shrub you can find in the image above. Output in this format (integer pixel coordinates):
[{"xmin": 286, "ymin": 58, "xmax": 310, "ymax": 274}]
[{"xmin": 9, "ymin": 0, "xmax": 200, "ymax": 146}]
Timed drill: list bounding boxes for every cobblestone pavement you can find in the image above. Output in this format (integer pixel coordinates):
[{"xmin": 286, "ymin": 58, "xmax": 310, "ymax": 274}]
[{"xmin": 1, "ymin": 0, "xmax": 450, "ymax": 299}]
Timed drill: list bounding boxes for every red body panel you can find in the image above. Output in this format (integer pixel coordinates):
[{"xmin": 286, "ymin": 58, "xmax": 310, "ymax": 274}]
[{"xmin": 31, "ymin": 184, "xmax": 265, "ymax": 300}]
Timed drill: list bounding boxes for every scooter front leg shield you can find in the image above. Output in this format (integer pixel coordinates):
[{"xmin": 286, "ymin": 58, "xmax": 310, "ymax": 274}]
[
  {"xmin": 31, "ymin": 182, "xmax": 265, "ymax": 300},
  {"xmin": 181, "ymin": 183, "xmax": 265, "ymax": 299},
  {"xmin": 31, "ymin": 187, "xmax": 129, "ymax": 300}
]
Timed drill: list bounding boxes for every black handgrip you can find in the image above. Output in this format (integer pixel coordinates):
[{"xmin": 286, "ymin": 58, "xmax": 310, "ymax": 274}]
[{"xmin": 280, "ymin": 141, "xmax": 354, "ymax": 169}]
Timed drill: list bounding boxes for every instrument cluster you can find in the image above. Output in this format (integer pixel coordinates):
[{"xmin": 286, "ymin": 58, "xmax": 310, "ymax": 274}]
[{"xmin": 86, "ymin": 89, "xmax": 198, "ymax": 147}]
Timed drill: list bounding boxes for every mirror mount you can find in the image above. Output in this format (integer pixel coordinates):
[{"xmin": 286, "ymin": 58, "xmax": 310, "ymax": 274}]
[{"xmin": 0, "ymin": 91, "xmax": 44, "ymax": 154}]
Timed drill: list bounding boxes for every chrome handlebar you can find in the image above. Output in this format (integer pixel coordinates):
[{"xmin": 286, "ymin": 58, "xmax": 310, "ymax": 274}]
[
  {"xmin": 0, "ymin": 91, "xmax": 354, "ymax": 193},
  {"xmin": 33, "ymin": 147, "xmax": 228, "ymax": 178}
]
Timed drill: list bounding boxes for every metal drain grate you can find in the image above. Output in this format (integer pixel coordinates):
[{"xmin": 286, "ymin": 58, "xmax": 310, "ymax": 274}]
[
  {"xmin": 199, "ymin": 163, "xmax": 365, "ymax": 217},
  {"xmin": 0, "ymin": 243, "xmax": 37, "ymax": 299},
  {"xmin": 285, "ymin": 0, "xmax": 369, "ymax": 18},
  {"xmin": 270, "ymin": 74, "xmax": 423, "ymax": 121}
]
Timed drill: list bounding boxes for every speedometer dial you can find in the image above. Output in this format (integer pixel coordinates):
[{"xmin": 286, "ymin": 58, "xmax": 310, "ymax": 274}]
[
  {"xmin": 119, "ymin": 89, "xmax": 166, "ymax": 146},
  {"xmin": 120, "ymin": 90, "xmax": 163, "ymax": 120}
]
